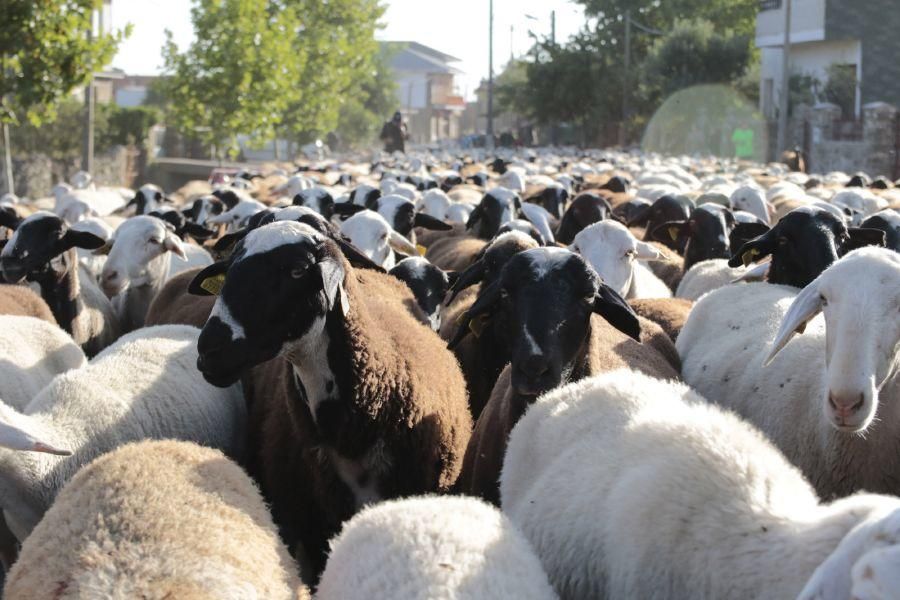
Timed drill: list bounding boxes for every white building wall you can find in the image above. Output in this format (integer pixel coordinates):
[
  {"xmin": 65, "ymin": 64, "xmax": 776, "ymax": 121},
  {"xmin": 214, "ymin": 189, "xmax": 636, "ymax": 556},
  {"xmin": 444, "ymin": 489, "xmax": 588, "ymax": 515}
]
[
  {"xmin": 759, "ymin": 39, "xmax": 862, "ymax": 118},
  {"xmin": 396, "ymin": 74, "xmax": 429, "ymax": 112},
  {"xmin": 756, "ymin": 0, "xmax": 826, "ymax": 47}
]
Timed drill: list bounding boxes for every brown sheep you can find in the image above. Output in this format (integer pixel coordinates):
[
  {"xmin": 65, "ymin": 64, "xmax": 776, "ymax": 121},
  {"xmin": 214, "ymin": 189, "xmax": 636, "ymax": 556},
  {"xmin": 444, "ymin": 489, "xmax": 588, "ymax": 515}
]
[
  {"xmin": 425, "ymin": 235, "xmax": 487, "ymax": 272},
  {"xmin": 190, "ymin": 221, "xmax": 473, "ymax": 579},
  {"xmin": 0, "ymin": 284, "xmax": 57, "ymax": 324},
  {"xmin": 144, "ymin": 267, "xmax": 215, "ymax": 328},
  {"xmin": 629, "ymin": 297, "xmax": 694, "ymax": 342}
]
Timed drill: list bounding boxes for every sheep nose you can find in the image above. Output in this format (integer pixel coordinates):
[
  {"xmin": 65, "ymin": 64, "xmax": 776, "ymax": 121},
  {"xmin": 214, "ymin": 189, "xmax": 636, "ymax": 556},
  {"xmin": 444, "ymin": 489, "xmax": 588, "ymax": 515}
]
[
  {"xmin": 104, "ymin": 270, "xmax": 118, "ymax": 281},
  {"xmin": 828, "ymin": 391, "xmax": 865, "ymax": 419},
  {"xmin": 522, "ymin": 354, "xmax": 550, "ymax": 378}
]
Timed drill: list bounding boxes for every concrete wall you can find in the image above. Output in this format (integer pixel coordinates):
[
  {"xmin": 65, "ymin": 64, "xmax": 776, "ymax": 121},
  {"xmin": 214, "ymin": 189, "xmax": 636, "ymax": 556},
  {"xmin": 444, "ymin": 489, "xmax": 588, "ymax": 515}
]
[
  {"xmin": 756, "ymin": 0, "xmax": 826, "ymax": 47},
  {"xmin": 0, "ymin": 146, "xmax": 134, "ymax": 199},
  {"xmin": 802, "ymin": 102, "xmax": 898, "ymax": 176}
]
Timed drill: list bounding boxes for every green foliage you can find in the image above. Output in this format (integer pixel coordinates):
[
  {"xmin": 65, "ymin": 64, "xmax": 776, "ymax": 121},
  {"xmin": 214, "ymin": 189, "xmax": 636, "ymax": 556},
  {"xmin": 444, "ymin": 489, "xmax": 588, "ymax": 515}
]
[
  {"xmin": 789, "ymin": 72, "xmax": 819, "ymax": 115},
  {"xmin": 334, "ymin": 46, "xmax": 398, "ymax": 149},
  {"xmin": 98, "ymin": 105, "xmax": 161, "ymax": 148},
  {"xmin": 161, "ymin": 0, "xmax": 299, "ymax": 158},
  {"xmin": 278, "ymin": 0, "xmax": 386, "ymax": 145},
  {"xmin": 643, "ymin": 19, "xmax": 751, "ymax": 98},
  {"xmin": 161, "ymin": 0, "xmax": 388, "ymax": 156},
  {"xmin": 495, "ymin": 60, "xmax": 530, "ymax": 117},
  {"xmin": 141, "ymin": 78, "xmax": 170, "ymax": 109},
  {"xmin": 823, "ymin": 64, "xmax": 857, "ymax": 118},
  {"xmin": 9, "ymin": 99, "xmax": 162, "ymax": 161},
  {"xmin": 0, "ymin": 0, "xmax": 128, "ymax": 126}
]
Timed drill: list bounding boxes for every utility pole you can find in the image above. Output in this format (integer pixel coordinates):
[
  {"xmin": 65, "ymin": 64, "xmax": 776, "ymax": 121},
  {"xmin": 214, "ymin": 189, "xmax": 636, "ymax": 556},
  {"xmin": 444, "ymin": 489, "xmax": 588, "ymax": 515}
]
[
  {"xmin": 551, "ymin": 10, "xmax": 556, "ymax": 45},
  {"xmin": 2, "ymin": 54, "xmax": 13, "ymax": 195},
  {"xmin": 510, "ymin": 25, "xmax": 514, "ymax": 61},
  {"xmin": 82, "ymin": 8, "xmax": 96, "ymax": 175},
  {"xmin": 776, "ymin": 0, "xmax": 792, "ymax": 156},
  {"xmin": 621, "ymin": 9, "xmax": 631, "ymax": 146},
  {"xmin": 486, "ymin": 0, "xmax": 494, "ymax": 150}
]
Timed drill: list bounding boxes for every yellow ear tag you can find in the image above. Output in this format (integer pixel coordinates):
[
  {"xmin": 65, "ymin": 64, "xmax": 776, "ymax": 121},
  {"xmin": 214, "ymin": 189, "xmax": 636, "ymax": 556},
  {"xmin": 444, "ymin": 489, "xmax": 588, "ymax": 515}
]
[
  {"xmin": 468, "ymin": 313, "xmax": 490, "ymax": 338},
  {"xmin": 741, "ymin": 247, "xmax": 761, "ymax": 267},
  {"xmin": 200, "ymin": 273, "xmax": 226, "ymax": 296},
  {"xmin": 416, "ymin": 244, "xmax": 427, "ymax": 256},
  {"xmin": 667, "ymin": 226, "xmax": 679, "ymax": 242}
]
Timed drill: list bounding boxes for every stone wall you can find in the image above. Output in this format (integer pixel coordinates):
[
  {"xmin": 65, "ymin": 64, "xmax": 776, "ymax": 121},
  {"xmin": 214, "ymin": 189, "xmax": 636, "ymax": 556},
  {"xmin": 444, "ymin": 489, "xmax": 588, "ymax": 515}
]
[
  {"xmin": 0, "ymin": 146, "xmax": 135, "ymax": 199},
  {"xmin": 798, "ymin": 101, "xmax": 898, "ymax": 177}
]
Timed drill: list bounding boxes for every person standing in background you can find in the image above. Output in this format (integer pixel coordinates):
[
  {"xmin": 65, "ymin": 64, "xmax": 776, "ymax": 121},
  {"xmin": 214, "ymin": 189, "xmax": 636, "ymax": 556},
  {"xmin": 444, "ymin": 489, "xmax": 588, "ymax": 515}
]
[{"xmin": 380, "ymin": 111, "xmax": 408, "ymax": 153}]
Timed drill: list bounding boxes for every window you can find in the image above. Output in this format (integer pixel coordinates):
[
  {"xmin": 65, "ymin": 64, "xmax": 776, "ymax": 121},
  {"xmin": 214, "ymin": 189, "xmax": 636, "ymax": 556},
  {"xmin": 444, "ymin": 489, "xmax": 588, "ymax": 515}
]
[{"xmin": 759, "ymin": 0, "xmax": 782, "ymax": 10}]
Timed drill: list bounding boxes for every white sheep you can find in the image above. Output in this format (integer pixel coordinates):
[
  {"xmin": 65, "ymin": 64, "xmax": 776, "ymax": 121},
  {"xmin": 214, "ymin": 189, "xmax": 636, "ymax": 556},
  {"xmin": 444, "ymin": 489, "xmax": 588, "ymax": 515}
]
[
  {"xmin": 70, "ymin": 216, "xmax": 114, "ymax": 280},
  {"xmin": 339, "ymin": 210, "xmax": 417, "ymax": 269},
  {"xmin": 5, "ymin": 440, "xmax": 309, "ymax": 599},
  {"xmin": 317, "ymin": 495, "xmax": 556, "ymax": 600},
  {"xmin": 0, "ymin": 324, "xmax": 245, "ymax": 542},
  {"xmin": 674, "ymin": 258, "xmax": 750, "ymax": 301},
  {"xmin": 208, "ymin": 197, "xmax": 266, "ymax": 232},
  {"xmin": 419, "ymin": 188, "xmax": 452, "ymax": 219},
  {"xmin": 677, "ymin": 247, "xmax": 900, "ymax": 500},
  {"xmin": 569, "ymin": 220, "xmax": 670, "ymax": 299},
  {"xmin": 0, "ymin": 315, "xmax": 85, "ymax": 411},
  {"xmin": 500, "ymin": 369, "xmax": 900, "ymax": 599},
  {"xmin": 99, "ymin": 215, "xmax": 212, "ymax": 331},
  {"xmin": 730, "ymin": 185, "xmax": 770, "ymax": 224}
]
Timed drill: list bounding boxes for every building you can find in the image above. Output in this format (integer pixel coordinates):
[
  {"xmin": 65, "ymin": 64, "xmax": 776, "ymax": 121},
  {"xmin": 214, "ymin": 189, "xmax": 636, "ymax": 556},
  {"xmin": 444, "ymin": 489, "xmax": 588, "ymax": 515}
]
[
  {"xmin": 756, "ymin": 0, "xmax": 900, "ymax": 119},
  {"xmin": 382, "ymin": 42, "xmax": 467, "ymax": 144}
]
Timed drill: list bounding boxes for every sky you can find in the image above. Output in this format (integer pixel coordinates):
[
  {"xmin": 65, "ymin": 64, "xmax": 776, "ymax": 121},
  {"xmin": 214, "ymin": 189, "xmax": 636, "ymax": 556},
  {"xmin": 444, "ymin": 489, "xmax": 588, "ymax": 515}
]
[{"xmin": 108, "ymin": 0, "xmax": 586, "ymax": 99}]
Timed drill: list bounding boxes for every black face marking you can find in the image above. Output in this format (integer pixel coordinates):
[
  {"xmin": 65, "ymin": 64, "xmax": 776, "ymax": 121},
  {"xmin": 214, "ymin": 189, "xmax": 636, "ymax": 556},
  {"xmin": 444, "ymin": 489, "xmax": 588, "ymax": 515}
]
[
  {"xmin": 195, "ymin": 236, "xmax": 338, "ymax": 387},
  {"xmin": 557, "ymin": 192, "xmax": 613, "ymax": 245},
  {"xmin": 211, "ymin": 189, "xmax": 243, "ymax": 210},
  {"xmin": 466, "ymin": 191, "xmax": 517, "ymax": 240},
  {"xmin": 389, "ymin": 260, "xmax": 450, "ymax": 322},
  {"xmin": 451, "ymin": 248, "xmax": 640, "ymax": 398},
  {"xmin": 730, "ymin": 208, "xmax": 887, "ymax": 287},
  {"xmin": 631, "ymin": 195, "xmax": 693, "ymax": 251},
  {"xmin": 860, "ymin": 211, "xmax": 900, "ymax": 252}
]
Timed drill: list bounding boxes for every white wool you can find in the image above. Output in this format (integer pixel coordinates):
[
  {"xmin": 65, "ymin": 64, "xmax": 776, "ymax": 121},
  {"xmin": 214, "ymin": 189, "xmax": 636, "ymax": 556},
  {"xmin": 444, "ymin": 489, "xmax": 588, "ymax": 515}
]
[
  {"xmin": 446, "ymin": 202, "xmax": 474, "ymax": 224},
  {"xmin": 500, "ymin": 369, "xmax": 900, "ymax": 599},
  {"xmin": 0, "ymin": 316, "xmax": 85, "ymax": 411},
  {"xmin": 317, "ymin": 495, "xmax": 556, "ymax": 600},
  {"xmin": 339, "ymin": 210, "xmax": 414, "ymax": 270},
  {"xmin": 676, "ymin": 248, "xmax": 900, "ymax": 499},
  {"xmin": 421, "ymin": 189, "xmax": 451, "ymax": 219},
  {"xmin": 570, "ymin": 220, "xmax": 664, "ymax": 298},
  {"xmin": 730, "ymin": 185, "xmax": 769, "ymax": 224},
  {"xmin": 207, "ymin": 199, "xmax": 266, "ymax": 232},
  {"xmin": 0, "ymin": 325, "xmax": 246, "ymax": 541},
  {"xmin": 675, "ymin": 259, "xmax": 748, "ymax": 301},
  {"xmin": 518, "ymin": 202, "xmax": 556, "ymax": 244}
]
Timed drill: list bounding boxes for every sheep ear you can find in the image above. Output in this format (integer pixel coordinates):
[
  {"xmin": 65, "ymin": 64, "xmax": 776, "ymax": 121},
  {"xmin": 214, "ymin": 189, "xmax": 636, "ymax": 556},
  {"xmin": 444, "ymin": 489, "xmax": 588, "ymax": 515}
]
[
  {"xmin": 0, "ymin": 207, "xmax": 21, "ymax": 231},
  {"xmin": 445, "ymin": 259, "xmax": 485, "ymax": 305},
  {"xmin": 92, "ymin": 239, "xmax": 113, "ymax": 256},
  {"xmin": 465, "ymin": 205, "xmax": 483, "ymax": 230},
  {"xmin": 188, "ymin": 261, "xmax": 229, "ymax": 296},
  {"xmin": 413, "ymin": 213, "xmax": 453, "ymax": 231},
  {"xmin": 634, "ymin": 241, "xmax": 663, "ymax": 261},
  {"xmin": 317, "ymin": 258, "xmax": 349, "ymax": 317},
  {"xmin": 184, "ymin": 222, "xmax": 216, "ymax": 240},
  {"xmin": 765, "ymin": 281, "xmax": 823, "ymax": 366},
  {"xmin": 729, "ymin": 229, "xmax": 776, "ymax": 268},
  {"xmin": 0, "ymin": 419, "xmax": 70, "ymax": 456},
  {"xmin": 213, "ymin": 229, "xmax": 249, "ymax": 254},
  {"xmin": 388, "ymin": 231, "xmax": 417, "ymax": 256},
  {"xmin": 593, "ymin": 283, "xmax": 641, "ymax": 342},
  {"xmin": 731, "ymin": 260, "xmax": 770, "ymax": 283},
  {"xmin": 649, "ymin": 221, "xmax": 690, "ymax": 247},
  {"xmin": 846, "ymin": 227, "xmax": 886, "ymax": 250},
  {"xmin": 60, "ymin": 229, "xmax": 106, "ymax": 251},
  {"xmin": 447, "ymin": 280, "xmax": 500, "ymax": 350},
  {"xmin": 335, "ymin": 238, "xmax": 384, "ymax": 273},
  {"xmin": 163, "ymin": 232, "xmax": 188, "ymax": 261}
]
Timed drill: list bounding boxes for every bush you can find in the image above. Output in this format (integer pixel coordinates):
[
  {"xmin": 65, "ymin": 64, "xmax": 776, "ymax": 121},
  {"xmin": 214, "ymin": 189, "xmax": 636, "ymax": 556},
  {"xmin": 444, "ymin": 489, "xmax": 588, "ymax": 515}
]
[{"xmin": 824, "ymin": 64, "xmax": 858, "ymax": 118}]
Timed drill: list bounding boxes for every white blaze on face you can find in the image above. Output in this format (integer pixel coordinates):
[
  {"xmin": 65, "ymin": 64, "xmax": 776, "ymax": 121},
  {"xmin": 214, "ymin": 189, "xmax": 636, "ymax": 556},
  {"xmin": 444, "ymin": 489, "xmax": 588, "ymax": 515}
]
[
  {"xmin": 102, "ymin": 216, "xmax": 182, "ymax": 294},
  {"xmin": 375, "ymin": 194, "xmax": 414, "ymax": 231},
  {"xmin": 487, "ymin": 187, "xmax": 519, "ymax": 226},
  {"xmin": 208, "ymin": 199, "xmax": 266, "ymax": 232}
]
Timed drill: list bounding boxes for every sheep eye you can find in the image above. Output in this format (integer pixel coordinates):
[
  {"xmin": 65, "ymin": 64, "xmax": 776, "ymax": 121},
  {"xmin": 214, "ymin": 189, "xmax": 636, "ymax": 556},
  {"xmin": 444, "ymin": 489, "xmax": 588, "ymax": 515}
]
[
  {"xmin": 290, "ymin": 268, "xmax": 306, "ymax": 279},
  {"xmin": 777, "ymin": 237, "xmax": 788, "ymax": 247},
  {"xmin": 625, "ymin": 250, "xmax": 636, "ymax": 258},
  {"xmin": 149, "ymin": 238, "xmax": 162, "ymax": 245},
  {"xmin": 819, "ymin": 294, "xmax": 828, "ymax": 306}
]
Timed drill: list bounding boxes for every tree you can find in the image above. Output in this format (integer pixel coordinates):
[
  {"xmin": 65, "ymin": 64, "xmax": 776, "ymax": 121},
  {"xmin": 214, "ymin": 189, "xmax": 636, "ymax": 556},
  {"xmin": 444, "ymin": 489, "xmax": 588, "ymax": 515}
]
[
  {"xmin": 161, "ymin": 0, "xmax": 299, "ymax": 159},
  {"xmin": 334, "ymin": 45, "xmax": 398, "ymax": 149},
  {"xmin": 824, "ymin": 64, "xmax": 858, "ymax": 119},
  {"xmin": 643, "ymin": 19, "xmax": 751, "ymax": 99},
  {"xmin": 279, "ymin": 0, "xmax": 386, "ymax": 145},
  {"xmin": 0, "ymin": 0, "xmax": 127, "ymax": 191}
]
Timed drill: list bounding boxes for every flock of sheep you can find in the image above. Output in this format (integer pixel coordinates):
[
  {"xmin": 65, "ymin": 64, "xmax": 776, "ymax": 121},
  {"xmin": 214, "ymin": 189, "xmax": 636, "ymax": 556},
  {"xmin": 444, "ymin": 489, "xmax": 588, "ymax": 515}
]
[{"xmin": 0, "ymin": 147, "xmax": 897, "ymax": 599}]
